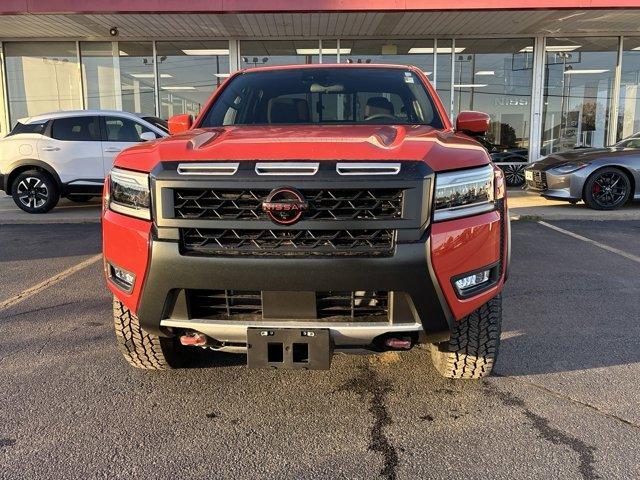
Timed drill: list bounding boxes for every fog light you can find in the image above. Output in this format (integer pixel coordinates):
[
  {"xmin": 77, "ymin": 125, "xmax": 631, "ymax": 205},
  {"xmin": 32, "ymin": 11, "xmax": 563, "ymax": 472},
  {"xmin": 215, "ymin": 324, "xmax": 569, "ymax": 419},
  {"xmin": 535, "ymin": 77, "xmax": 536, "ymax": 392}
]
[
  {"xmin": 108, "ymin": 263, "xmax": 135, "ymax": 293},
  {"xmin": 455, "ymin": 270, "xmax": 490, "ymax": 292}
]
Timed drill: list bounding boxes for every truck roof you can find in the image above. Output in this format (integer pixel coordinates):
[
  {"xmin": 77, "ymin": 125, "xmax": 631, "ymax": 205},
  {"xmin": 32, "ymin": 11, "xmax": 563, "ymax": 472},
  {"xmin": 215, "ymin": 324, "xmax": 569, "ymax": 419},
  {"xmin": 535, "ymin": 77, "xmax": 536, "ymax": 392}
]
[{"xmin": 238, "ymin": 63, "xmax": 420, "ymax": 74}]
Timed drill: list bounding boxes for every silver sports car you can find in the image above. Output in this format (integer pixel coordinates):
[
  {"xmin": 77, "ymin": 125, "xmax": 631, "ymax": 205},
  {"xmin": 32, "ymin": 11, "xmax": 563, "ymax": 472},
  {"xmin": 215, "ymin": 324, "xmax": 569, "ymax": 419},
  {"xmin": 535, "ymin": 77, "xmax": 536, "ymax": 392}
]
[{"xmin": 525, "ymin": 135, "xmax": 640, "ymax": 210}]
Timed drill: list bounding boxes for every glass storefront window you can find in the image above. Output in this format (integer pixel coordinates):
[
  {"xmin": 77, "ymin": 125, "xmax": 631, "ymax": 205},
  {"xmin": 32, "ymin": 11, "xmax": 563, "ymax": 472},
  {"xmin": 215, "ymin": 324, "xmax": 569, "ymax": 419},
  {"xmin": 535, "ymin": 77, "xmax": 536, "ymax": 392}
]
[
  {"xmin": 156, "ymin": 41, "xmax": 230, "ymax": 119},
  {"xmin": 618, "ymin": 37, "xmax": 640, "ymax": 141},
  {"xmin": 453, "ymin": 38, "xmax": 533, "ymax": 157},
  {"xmin": 542, "ymin": 37, "xmax": 618, "ymax": 155},
  {"xmin": 338, "ymin": 39, "xmax": 434, "ymax": 74},
  {"xmin": 119, "ymin": 42, "xmax": 156, "ymax": 115},
  {"xmin": 5, "ymin": 42, "xmax": 81, "ymax": 127},
  {"xmin": 435, "ymin": 40, "xmax": 454, "ymax": 118},
  {"xmin": 81, "ymin": 42, "xmax": 118, "ymax": 110},
  {"xmin": 240, "ymin": 40, "xmax": 320, "ymax": 68}
]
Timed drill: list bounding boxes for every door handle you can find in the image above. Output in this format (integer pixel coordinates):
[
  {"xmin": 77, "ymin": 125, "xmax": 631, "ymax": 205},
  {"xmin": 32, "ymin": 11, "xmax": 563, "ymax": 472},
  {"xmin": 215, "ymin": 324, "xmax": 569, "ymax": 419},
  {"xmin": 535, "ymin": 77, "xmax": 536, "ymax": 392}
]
[
  {"xmin": 42, "ymin": 146, "xmax": 60, "ymax": 151},
  {"xmin": 104, "ymin": 148, "xmax": 121, "ymax": 153}
]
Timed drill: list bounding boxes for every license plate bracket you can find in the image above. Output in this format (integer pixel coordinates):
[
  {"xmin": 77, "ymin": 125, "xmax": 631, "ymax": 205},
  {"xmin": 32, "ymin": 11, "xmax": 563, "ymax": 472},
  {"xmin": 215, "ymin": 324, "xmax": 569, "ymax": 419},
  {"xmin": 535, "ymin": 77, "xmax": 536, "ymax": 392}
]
[{"xmin": 247, "ymin": 328, "xmax": 332, "ymax": 370}]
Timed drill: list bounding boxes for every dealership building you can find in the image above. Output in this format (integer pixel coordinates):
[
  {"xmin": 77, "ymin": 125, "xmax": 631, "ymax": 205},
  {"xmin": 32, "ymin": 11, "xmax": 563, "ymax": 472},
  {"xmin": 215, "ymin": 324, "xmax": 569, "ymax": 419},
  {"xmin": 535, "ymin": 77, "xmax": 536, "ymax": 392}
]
[{"xmin": 1, "ymin": 1, "xmax": 640, "ymax": 162}]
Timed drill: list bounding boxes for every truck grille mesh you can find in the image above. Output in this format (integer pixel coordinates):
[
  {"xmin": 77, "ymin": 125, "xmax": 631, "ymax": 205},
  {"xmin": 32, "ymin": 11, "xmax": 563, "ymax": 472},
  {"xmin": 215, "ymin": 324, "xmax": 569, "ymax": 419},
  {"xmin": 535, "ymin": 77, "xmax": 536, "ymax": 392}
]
[
  {"xmin": 173, "ymin": 188, "xmax": 403, "ymax": 221},
  {"xmin": 188, "ymin": 290, "xmax": 389, "ymax": 321},
  {"xmin": 181, "ymin": 228, "xmax": 394, "ymax": 257}
]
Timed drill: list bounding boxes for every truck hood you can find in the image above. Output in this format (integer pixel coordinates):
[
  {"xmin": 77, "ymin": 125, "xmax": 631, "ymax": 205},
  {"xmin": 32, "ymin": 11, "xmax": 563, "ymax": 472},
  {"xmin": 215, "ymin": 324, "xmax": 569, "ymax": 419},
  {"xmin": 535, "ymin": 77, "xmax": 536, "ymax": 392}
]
[{"xmin": 115, "ymin": 125, "xmax": 490, "ymax": 173}]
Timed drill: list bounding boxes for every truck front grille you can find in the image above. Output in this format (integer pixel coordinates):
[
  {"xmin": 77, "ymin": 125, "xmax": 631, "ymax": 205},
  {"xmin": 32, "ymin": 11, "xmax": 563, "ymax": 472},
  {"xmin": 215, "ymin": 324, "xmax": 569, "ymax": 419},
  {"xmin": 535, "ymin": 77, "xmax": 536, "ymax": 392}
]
[
  {"xmin": 188, "ymin": 290, "xmax": 389, "ymax": 321},
  {"xmin": 180, "ymin": 228, "xmax": 395, "ymax": 257},
  {"xmin": 173, "ymin": 188, "xmax": 404, "ymax": 221},
  {"xmin": 526, "ymin": 170, "xmax": 547, "ymax": 190}
]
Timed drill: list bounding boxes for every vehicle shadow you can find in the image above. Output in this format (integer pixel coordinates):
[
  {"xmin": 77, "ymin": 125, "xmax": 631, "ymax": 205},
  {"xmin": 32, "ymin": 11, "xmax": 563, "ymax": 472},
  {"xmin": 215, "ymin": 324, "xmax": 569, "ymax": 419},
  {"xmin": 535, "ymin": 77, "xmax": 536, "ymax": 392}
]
[
  {"xmin": 494, "ymin": 221, "xmax": 640, "ymax": 376},
  {"xmin": 0, "ymin": 223, "xmax": 102, "ymax": 262}
]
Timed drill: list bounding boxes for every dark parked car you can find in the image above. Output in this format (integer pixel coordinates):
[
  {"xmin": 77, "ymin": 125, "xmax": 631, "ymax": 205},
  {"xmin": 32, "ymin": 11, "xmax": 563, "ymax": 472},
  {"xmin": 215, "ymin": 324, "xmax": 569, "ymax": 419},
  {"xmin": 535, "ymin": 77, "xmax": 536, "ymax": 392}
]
[
  {"xmin": 477, "ymin": 137, "xmax": 528, "ymax": 187},
  {"xmin": 525, "ymin": 134, "xmax": 640, "ymax": 210}
]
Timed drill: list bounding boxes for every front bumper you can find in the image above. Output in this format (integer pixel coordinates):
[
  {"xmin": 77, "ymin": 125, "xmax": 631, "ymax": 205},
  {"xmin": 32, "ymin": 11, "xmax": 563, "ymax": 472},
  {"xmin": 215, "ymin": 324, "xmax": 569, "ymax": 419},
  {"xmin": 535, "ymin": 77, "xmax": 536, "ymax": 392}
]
[
  {"xmin": 525, "ymin": 167, "xmax": 584, "ymax": 201},
  {"xmin": 103, "ymin": 161, "xmax": 507, "ymax": 350}
]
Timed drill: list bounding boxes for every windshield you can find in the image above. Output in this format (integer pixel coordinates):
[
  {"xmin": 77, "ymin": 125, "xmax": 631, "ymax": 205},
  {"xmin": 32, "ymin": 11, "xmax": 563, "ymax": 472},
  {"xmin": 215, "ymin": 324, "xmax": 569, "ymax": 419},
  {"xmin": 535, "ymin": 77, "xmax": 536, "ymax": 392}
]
[
  {"xmin": 615, "ymin": 133, "xmax": 640, "ymax": 149},
  {"xmin": 199, "ymin": 67, "xmax": 443, "ymax": 128}
]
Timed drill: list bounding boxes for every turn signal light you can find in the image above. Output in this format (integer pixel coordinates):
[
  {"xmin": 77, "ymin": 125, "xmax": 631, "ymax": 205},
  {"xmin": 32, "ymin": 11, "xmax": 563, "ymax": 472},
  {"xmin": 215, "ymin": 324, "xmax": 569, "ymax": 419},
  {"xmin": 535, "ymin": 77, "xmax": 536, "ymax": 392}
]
[
  {"xmin": 107, "ymin": 262, "xmax": 135, "ymax": 293},
  {"xmin": 455, "ymin": 270, "xmax": 490, "ymax": 292}
]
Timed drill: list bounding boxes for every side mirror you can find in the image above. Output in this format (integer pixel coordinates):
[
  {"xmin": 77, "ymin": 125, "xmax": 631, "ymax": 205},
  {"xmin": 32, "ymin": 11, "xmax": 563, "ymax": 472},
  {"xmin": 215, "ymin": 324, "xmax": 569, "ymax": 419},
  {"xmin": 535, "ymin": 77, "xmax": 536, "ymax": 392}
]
[
  {"xmin": 168, "ymin": 114, "xmax": 193, "ymax": 135},
  {"xmin": 456, "ymin": 111, "xmax": 490, "ymax": 136},
  {"xmin": 139, "ymin": 131, "xmax": 157, "ymax": 142}
]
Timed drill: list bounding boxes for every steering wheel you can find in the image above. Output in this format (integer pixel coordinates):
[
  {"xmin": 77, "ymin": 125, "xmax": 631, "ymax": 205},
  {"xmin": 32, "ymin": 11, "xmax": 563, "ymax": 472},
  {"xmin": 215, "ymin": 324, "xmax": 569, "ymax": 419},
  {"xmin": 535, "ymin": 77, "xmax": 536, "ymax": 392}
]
[{"xmin": 364, "ymin": 113, "xmax": 398, "ymax": 122}]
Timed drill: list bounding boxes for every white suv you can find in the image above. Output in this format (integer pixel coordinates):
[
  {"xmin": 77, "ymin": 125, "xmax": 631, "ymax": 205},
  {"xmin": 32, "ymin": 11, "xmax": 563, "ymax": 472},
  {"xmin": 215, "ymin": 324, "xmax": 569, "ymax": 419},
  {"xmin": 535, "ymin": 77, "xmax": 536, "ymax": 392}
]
[{"xmin": 0, "ymin": 110, "xmax": 167, "ymax": 213}]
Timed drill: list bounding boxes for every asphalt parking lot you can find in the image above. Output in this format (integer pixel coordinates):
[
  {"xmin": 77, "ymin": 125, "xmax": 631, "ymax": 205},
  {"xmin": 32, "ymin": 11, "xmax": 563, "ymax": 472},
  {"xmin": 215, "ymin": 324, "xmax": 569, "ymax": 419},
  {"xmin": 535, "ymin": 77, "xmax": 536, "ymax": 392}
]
[{"xmin": 1, "ymin": 214, "xmax": 639, "ymax": 479}]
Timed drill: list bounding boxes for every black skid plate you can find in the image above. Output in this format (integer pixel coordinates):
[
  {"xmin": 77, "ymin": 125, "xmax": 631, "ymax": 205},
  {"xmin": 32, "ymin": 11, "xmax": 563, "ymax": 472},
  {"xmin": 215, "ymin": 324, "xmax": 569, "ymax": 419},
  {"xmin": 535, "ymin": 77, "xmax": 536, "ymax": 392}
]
[{"xmin": 247, "ymin": 328, "xmax": 332, "ymax": 370}]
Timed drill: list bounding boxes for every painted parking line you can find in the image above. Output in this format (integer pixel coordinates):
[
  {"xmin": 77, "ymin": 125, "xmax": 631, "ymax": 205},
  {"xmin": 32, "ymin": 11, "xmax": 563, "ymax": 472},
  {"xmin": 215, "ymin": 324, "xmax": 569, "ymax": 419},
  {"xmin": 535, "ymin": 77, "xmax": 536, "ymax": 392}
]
[
  {"xmin": 0, "ymin": 204, "xmax": 100, "ymax": 212},
  {"xmin": 538, "ymin": 221, "xmax": 640, "ymax": 264},
  {"xmin": 0, "ymin": 254, "xmax": 102, "ymax": 312}
]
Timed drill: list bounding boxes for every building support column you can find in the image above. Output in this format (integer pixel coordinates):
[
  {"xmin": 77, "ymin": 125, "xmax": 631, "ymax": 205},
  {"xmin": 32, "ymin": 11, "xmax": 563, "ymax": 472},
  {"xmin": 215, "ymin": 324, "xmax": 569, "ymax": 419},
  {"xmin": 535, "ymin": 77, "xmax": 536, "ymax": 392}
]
[
  {"xmin": 529, "ymin": 36, "xmax": 546, "ymax": 162},
  {"xmin": 76, "ymin": 41, "xmax": 85, "ymax": 110},
  {"xmin": 0, "ymin": 42, "xmax": 10, "ymax": 134},
  {"xmin": 152, "ymin": 40, "xmax": 160, "ymax": 117},
  {"xmin": 608, "ymin": 36, "xmax": 624, "ymax": 146},
  {"xmin": 229, "ymin": 40, "xmax": 240, "ymax": 73},
  {"xmin": 112, "ymin": 42, "xmax": 122, "ymax": 111},
  {"xmin": 449, "ymin": 38, "xmax": 455, "ymax": 120}
]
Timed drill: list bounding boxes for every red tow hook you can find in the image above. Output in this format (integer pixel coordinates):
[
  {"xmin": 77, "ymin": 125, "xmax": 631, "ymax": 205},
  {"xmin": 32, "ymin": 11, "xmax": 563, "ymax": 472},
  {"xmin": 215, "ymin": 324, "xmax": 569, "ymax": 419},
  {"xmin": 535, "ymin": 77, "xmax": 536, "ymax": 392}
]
[
  {"xmin": 179, "ymin": 332, "xmax": 208, "ymax": 347},
  {"xmin": 384, "ymin": 337, "xmax": 413, "ymax": 350}
]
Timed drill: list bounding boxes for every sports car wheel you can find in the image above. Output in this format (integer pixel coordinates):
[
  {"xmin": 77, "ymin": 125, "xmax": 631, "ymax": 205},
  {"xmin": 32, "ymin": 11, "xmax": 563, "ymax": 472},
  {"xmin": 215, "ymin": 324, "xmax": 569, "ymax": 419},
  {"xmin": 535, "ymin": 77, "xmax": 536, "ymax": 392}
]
[{"xmin": 584, "ymin": 168, "xmax": 631, "ymax": 210}]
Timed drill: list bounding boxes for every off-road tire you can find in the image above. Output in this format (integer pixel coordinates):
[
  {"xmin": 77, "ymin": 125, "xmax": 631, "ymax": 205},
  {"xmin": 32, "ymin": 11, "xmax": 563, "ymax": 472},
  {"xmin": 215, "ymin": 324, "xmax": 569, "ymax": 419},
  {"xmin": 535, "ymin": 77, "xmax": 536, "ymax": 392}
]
[
  {"xmin": 429, "ymin": 295, "xmax": 502, "ymax": 379},
  {"xmin": 113, "ymin": 297, "xmax": 182, "ymax": 370},
  {"xmin": 11, "ymin": 169, "xmax": 59, "ymax": 214}
]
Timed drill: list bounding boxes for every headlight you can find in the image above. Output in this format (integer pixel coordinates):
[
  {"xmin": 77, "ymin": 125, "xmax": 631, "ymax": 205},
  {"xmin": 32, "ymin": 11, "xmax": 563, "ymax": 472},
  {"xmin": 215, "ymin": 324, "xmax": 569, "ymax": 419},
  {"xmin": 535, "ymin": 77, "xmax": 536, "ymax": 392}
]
[
  {"xmin": 433, "ymin": 164, "xmax": 495, "ymax": 221},
  {"xmin": 550, "ymin": 162, "xmax": 587, "ymax": 174},
  {"xmin": 108, "ymin": 168, "xmax": 151, "ymax": 220}
]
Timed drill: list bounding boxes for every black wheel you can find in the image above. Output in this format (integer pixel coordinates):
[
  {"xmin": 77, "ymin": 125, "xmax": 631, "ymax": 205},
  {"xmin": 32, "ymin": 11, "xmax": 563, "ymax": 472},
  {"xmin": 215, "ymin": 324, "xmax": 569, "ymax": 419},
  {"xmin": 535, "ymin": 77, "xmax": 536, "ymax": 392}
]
[
  {"xmin": 501, "ymin": 164, "xmax": 526, "ymax": 187},
  {"xmin": 11, "ymin": 170, "xmax": 59, "ymax": 214},
  {"xmin": 113, "ymin": 297, "xmax": 183, "ymax": 370},
  {"xmin": 428, "ymin": 295, "xmax": 502, "ymax": 379},
  {"xmin": 67, "ymin": 195, "xmax": 94, "ymax": 203},
  {"xmin": 583, "ymin": 167, "xmax": 631, "ymax": 210}
]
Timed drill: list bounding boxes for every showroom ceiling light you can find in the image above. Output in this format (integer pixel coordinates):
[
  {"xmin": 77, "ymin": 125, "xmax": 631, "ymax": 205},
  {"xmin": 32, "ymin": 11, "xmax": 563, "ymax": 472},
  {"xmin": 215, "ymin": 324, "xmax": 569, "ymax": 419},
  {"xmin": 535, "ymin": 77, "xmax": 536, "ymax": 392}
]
[
  {"xmin": 214, "ymin": 73, "xmax": 230, "ymax": 78},
  {"xmin": 130, "ymin": 73, "xmax": 172, "ymax": 78},
  {"xmin": 454, "ymin": 83, "xmax": 488, "ymax": 88},
  {"xmin": 295, "ymin": 48, "xmax": 351, "ymax": 55},
  {"xmin": 182, "ymin": 49, "xmax": 229, "ymax": 55},
  {"xmin": 162, "ymin": 86, "xmax": 196, "ymax": 90},
  {"xmin": 520, "ymin": 45, "xmax": 582, "ymax": 53},
  {"xmin": 408, "ymin": 47, "xmax": 465, "ymax": 54},
  {"xmin": 475, "ymin": 70, "xmax": 495, "ymax": 76},
  {"xmin": 563, "ymin": 69, "xmax": 609, "ymax": 75}
]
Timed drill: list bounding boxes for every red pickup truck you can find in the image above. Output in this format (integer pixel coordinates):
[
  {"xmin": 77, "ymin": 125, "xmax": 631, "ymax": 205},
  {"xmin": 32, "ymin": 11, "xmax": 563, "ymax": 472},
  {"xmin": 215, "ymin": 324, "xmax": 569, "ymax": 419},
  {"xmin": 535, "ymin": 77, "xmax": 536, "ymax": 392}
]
[{"xmin": 102, "ymin": 64, "xmax": 509, "ymax": 379}]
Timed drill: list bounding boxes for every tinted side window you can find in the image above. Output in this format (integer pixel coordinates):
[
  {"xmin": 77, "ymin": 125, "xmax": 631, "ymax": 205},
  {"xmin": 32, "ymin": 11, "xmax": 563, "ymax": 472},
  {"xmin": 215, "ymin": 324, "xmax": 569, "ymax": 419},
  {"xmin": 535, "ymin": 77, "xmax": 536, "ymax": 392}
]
[
  {"xmin": 104, "ymin": 117, "xmax": 152, "ymax": 143},
  {"xmin": 8, "ymin": 121, "xmax": 47, "ymax": 136},
  {"xmin": 51, "ymin": 117, "xmax": 100, "ymax": 141}
]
